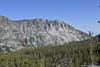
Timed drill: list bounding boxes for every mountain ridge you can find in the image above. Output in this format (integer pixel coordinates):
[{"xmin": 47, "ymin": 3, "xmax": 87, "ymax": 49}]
[{"xmin": 0, "ymin": 16, "xmax": 89, "ymax": 51}]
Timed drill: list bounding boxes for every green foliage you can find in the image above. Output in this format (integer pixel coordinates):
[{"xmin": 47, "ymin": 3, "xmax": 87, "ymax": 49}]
[{"xmin": 0, "ymin": 40, "xmax": 100, "ymax": 67}]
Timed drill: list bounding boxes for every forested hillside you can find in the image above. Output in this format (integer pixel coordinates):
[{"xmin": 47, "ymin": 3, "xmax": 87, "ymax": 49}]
[{"xmin": 0, "ymin": 40, "xmax": 100, "ymax": 67}]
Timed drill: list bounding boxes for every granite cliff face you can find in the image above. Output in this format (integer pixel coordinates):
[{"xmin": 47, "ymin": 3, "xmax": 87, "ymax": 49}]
[{"xmin": 0, "ymin": 16, "xmax": 89, "ymax": 51}]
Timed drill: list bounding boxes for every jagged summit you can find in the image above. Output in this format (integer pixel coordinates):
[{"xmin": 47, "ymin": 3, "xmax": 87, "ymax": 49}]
[
  {"xmin": 0, "ymin": 16, "xmax": 10, "ymax": 20},
  {"xmin": 14, "ymin": 18, "xmax": 64, "ymax": 24},
  {"xmin": 0, "ymin": 16, "xmax": 89, "ymax": 51},
  {"xmin": 0, "ymin": 16, "xmax": 7, "ymax": 18}
]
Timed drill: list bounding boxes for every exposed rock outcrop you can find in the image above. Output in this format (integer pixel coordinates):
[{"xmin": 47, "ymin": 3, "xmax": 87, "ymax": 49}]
[{"xmin": 0, "ymin": 16, "xmax": 89, "ymax": 51}]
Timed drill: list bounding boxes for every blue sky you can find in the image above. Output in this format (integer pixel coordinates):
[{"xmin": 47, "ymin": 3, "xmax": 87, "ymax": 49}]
[{"xmin": 0, "ymin": 0, "xmax": 99, "ymax": 35}]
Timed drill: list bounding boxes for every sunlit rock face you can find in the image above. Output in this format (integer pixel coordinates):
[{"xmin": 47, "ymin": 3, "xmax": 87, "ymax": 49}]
[{"xmin": 0, "ymin": 16, "xmax": 89, "ymax": 51}]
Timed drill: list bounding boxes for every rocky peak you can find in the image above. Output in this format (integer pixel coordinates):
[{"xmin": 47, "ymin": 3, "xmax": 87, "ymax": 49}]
[
  {"xmin": 0, "ymin": 16, "xmax": 9, "ymax": 21},
  {"xmin": 0, "ymin": 16, "xmax": 89, "ymax": 51}
]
